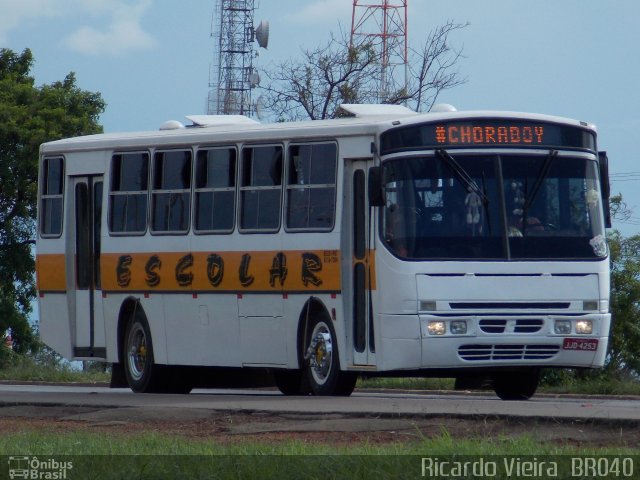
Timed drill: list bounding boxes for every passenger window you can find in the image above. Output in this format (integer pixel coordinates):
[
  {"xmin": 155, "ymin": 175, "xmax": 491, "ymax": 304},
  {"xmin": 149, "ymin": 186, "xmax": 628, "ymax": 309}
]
[
  {"xmin": 195, "ymin": 148, "xmax": 236, "ymax": 233},
  {"xmin": 151, "ymin": 150, "xmax": 192, "ymax": 233},
  {"xmin": 239, "ymin": 145, "xmax": 283, "ymax": 232},
  {"xmin": 109, "ymin": 152, "xmax": 149, "ymax": 234},
  {"xmin": 40, "ymin": 157, "xmax": 64, "ymax": 236},
  {"xmin": 286, "ymin": 143, "xmax": 337, "ymax": 231}
]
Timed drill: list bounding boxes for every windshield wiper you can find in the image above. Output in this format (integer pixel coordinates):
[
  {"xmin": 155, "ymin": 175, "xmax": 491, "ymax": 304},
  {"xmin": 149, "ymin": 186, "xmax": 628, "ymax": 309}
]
[
  {"xmin": 522, "ymin": 150, "xmax": 558, "ymax": 213},
  {"xmin": 436, "ymin": 149, "xmax": 490, "ymax": 206}
]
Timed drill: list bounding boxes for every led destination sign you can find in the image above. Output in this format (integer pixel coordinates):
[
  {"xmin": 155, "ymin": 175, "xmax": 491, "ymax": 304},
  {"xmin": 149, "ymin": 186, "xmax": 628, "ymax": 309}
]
[
  {"xmin": 436, "ymin": 124, "xmax": 544, "ymax": 145},
  {"xmin": 381, "ymin": 119, "xmax": 596, "ymax": 153}
]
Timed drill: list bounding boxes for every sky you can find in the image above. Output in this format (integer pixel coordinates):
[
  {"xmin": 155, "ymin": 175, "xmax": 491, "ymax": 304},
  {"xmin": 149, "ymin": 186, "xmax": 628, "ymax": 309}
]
[{"xmin": 2, "ymin": 0, "xmax": 640, "ymax": 234}]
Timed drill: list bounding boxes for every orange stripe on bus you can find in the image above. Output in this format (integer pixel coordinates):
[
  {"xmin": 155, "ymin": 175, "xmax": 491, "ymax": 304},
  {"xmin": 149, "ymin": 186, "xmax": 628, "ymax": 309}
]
[
  {"xmin": 36, "ymin": 254, "xmax": 67, "ymax": 292},
  {"xmin": 36, "ymin": 249, "xmax": 377, "ymax": 294}
]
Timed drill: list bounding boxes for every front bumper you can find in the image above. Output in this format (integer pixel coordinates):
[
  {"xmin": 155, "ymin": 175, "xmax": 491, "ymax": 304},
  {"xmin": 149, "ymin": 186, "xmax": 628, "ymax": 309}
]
[{"xmin": 375, "ymin": 313, "xmax": 610, "ymax": 371}]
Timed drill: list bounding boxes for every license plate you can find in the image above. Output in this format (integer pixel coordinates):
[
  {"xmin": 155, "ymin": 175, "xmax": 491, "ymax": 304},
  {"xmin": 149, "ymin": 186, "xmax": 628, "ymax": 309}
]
[{"xmin": 562, "ymin": 338, "xmax": 598, "ymax": 351}]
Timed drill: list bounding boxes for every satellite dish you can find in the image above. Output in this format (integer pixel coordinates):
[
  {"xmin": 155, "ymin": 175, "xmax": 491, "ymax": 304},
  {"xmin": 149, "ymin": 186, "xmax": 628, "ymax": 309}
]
[
  {"xmin": 255, "ymin": 20, "xmax": 269, "ymax": 49},
  {"xmin": 254, "ymin": 95, "xmax": 266, "ymax": 121},
  {"xmin": 249, "ymin": 70, "xmax": 261, "ymax": 88}
]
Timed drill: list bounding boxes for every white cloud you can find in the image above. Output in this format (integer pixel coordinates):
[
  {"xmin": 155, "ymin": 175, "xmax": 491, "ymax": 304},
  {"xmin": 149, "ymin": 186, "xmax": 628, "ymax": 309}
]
[
  {"xmin": 63, "ymin": 0, "xmax": 157, "ymax": 56},
  {"xmin": 0, "ymin": 0, "xmax": 59, "ymax": 43},
  {"xmin": 0, "ymin": 0, "xmax": 156, "ymax": 56}
]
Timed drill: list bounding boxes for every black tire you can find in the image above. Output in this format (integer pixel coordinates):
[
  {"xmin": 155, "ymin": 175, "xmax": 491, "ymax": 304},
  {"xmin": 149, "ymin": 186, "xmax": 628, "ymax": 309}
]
[
  {"xmin": 273, "ymin": 369, "xmax": 311, "ymax": 395},
  {"xmin": 124, "ymin": 308, "xmax": 170, "ymax": 393},
  {"xmin": 164, "ymin": 367, "xmax": 193, "ymax": 395},
  {"xmin": 492, "ymin": 369, "xmax": 540, "ymax": 400},
  {"xmin": 110, "ymin": 362, "xmax": 128, "ymax": 388},
  {"xmin": 304, "ymin": 316, "xmax": 357, "ymax": 396}
]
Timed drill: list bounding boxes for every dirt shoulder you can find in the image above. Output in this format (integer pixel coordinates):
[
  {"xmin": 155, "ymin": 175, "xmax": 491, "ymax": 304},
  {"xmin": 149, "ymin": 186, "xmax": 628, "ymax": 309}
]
[{"xmin": 1, "ymin": 403, "xmax": 639, "ymax": 448}]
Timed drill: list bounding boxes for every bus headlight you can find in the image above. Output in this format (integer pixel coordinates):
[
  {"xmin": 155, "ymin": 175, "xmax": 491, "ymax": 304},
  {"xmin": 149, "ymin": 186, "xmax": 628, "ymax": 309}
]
[
  {"xmin": 450, "ymin": 320, "xmax": 467, "ymax": 335},
  {"xmin": 575, "ymin": 320, "xmax": 593, "ymax": 334},
  {"xmin": 554, "ymin": 320, "xmax": 572, "ymax": 334},
  {"xmin": 427, "ymin": 321, "xmax": 446, "ymax": 336}
]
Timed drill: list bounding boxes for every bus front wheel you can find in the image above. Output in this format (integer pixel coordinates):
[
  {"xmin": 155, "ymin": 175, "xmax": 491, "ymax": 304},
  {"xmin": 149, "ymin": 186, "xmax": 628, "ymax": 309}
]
[
  {"xmin": 492, "ymin": 369, "xmax": 540, "ymax": 400},
  {"xmin": 272, "ymin": 369, "xmax": 311, "ymax": 395},
  {"xmin": 304, "ymin": 317, "xmax": 356, "ymax": 396}
]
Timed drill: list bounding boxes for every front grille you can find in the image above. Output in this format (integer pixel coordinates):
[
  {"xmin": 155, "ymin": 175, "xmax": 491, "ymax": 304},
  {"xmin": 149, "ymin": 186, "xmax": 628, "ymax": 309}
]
[
  {"xmin": 449, "ymin": 302, "xmax": 570, "ymax": 309},
  {"xmin": 458, "ymin": 344, "xmax": 560, "ymax": 361},
  {"xmin": 514, "ymin": 319, "xmax": 544, "ymax": 333},
  {"xmin": 478, "ymin": 319, "xmax": 544, "ymax": 334},
  {"xmin": 479, "ymin": 319, "xmax": 507, "ymax": 333}
]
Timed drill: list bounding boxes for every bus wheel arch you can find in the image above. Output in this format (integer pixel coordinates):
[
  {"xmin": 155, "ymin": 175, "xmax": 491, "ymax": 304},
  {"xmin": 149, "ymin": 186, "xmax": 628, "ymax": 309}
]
[
  {"xmin": 109, "ymin": 298, "xmax": 141, "ymax": 388},
  {"xmin": 271, "ymin": 298, "xmax": 324, "ymax": 395},
  {"xmin": 116, "ymin": 297, "xmax": 140, "ymax": 366},
  {"xmin": 299, "ymin": 297, "xmax": 357, "ymax": 396},
  {"xmin": 117, "ymin": 298, "xmax": 169, "ymax": 393}
]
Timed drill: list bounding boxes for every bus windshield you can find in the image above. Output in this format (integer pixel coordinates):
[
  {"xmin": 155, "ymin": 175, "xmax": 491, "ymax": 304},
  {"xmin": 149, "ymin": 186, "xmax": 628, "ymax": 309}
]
[{"xmin": 381, "ymin": 152, "xmax": 607, "ymax": 260}]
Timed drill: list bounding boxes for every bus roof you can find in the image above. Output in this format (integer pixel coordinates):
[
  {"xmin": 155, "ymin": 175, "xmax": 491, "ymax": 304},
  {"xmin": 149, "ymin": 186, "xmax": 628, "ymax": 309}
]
[{"xmin": 40, "ymin": 105, "xmax": 596, "ymax": 154}]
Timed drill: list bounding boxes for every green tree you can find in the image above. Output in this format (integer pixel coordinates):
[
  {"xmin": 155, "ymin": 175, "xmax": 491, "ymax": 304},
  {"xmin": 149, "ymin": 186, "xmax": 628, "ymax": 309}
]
[
  {"xmin": 588, "ymin": 194, "xmax": 640, "ymax": 377},
  {"xmin": 0, "ymin": 48, "xmax": 105, "ymax": 354},
  {"xmin": 607, "ymin": 229, "xmax": 640, "ymax": 374}
]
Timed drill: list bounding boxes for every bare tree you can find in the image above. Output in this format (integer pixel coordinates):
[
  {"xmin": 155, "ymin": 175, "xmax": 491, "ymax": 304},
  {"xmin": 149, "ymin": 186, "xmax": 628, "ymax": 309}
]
[{"xmin": 259, "ymin": 20, "xmax": 468, "ymax": 121}]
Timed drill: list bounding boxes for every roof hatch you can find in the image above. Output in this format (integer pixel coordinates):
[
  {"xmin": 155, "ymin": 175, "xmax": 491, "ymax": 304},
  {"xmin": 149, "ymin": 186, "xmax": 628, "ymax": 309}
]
[
  {"xmin": 338, "ymin": 104, "xmax": 417, "ymax": 118},
  {"xmin": 185, "ymin": 115, "xmax": 260, "ymax": 127}
]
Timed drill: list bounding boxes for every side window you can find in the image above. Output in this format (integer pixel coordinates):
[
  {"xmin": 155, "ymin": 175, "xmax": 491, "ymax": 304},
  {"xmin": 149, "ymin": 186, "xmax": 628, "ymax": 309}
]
[
  {"xmin": 40, "ymin": 157, "xmax": 64, "ymax": 236},
  {"xmin": 195, "ymin": 147, "xmax": 236, "ymax": 233},
  {"xmin": 239, "ymin": 145, "xmax": 283, "ymax": 232},
  {"xmin": 286, "ymin": 143, "xmax": 337, "ymax": 231},
  {"xmin": 109, "ymin": 152, "xmax": 149, "ymax": 234},
  {"xmin": 151, "ymin": 150, "xmax": 192, "ymax": 234}
]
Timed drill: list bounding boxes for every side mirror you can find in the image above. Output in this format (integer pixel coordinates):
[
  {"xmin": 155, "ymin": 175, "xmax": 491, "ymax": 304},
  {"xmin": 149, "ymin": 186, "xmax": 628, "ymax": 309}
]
[
  {"xmin": 598, "ymin": 151, "xmax": 612, "ymax": 228},
  {"xmin": 368, "ymin": 166, "xmax": 384, "ymax": 207}
]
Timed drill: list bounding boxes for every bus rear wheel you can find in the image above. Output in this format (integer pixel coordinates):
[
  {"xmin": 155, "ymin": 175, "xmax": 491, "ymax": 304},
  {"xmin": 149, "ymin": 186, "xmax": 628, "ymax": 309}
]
[
  {"xmin": 123, "ymin": 308, "xmax": 192, "ymax": 394},
  {"xmin": 492, "ymin": 369, "xmax": 540, "ymax": 400},
  {"xmin": 304, "ymin": 317, "xmax": 356, "ymax": 396}
]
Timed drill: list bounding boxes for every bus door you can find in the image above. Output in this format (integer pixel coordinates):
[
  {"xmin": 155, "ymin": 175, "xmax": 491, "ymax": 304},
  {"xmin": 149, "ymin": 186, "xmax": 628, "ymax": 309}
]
[
  {"xmin": 344, "ymin": 160, "xmax": 376, "ymax": 367},
  {"xmin": 70, "ymin": 175, "xmax": 106, "ymax": 358}
]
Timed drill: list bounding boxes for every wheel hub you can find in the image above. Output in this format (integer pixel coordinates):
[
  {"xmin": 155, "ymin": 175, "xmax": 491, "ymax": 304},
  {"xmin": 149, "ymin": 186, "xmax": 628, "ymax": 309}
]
[
  {"xmin": 308, "ymin": 331, "xmax": 332, "ymax": 380},
  {"xmin": 127, "ymin": 325, "xmax": 147, "ymax": 382}
]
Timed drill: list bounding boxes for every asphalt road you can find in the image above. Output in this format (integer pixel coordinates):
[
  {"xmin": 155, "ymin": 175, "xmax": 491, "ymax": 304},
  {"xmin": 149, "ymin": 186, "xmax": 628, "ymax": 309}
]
[{"xmin": 1, "ymin": 384, "xmax": 639, "ymax": 422}]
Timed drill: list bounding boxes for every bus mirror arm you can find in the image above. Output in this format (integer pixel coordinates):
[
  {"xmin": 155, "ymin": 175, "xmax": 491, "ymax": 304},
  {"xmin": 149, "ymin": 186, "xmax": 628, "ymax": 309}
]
[
  {"xmin": 368, "ymin": 166, "xmax": 384, "ymax": 207},
  {"xmin": 598, "ymin": 151, "xmax": 612, "ymax": 228}
]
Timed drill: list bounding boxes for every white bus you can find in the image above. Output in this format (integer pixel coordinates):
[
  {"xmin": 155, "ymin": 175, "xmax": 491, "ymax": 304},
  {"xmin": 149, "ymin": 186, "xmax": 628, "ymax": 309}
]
[{"xmin": 36, "ymin": 104, "xmax": 611, "ymax": 399}]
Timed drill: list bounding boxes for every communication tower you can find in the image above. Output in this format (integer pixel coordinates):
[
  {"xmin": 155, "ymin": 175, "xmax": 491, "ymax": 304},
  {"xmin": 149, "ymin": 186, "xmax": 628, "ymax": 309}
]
[
  {"xmin": 350, "ymin": 0, "xmax": 408, "ymax": 103},
  {"xmin": 208, "ymin": 0, "xmax": 269, "ymax": 116}
]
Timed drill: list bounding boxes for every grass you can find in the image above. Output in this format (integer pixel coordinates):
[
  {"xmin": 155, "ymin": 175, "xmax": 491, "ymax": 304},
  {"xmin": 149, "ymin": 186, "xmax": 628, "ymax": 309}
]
[
  {"xmin": 5, "ymin": 427, "xmax": 637, "ymax": 455},
  {"xmin": 540, "ymin": 374, "xmax": 640, "ymax": 396},
  {"xmin": 0, "ymin": 428, "xmax": 632, "ymax": 455},
  {"xmin": 357, "ymin": 376, "xmax": 456, "ymax": 391},
  {"xmin": 2, "ymin": 429, "xmax": 637, "ymax": 479},
  {"xmin": 0, "ymin": 350, "xmax": 110, "ymax": 384},
  {"xmin": 358, "ymin": 373, "xmax": 640, "ymax": 396}
]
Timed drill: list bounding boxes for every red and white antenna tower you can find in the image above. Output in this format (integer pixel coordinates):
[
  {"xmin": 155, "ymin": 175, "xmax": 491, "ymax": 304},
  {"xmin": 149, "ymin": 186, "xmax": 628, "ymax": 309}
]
[{"xmin": 350, "ymin": 0, "xmax": 408, "ymax": 103}]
